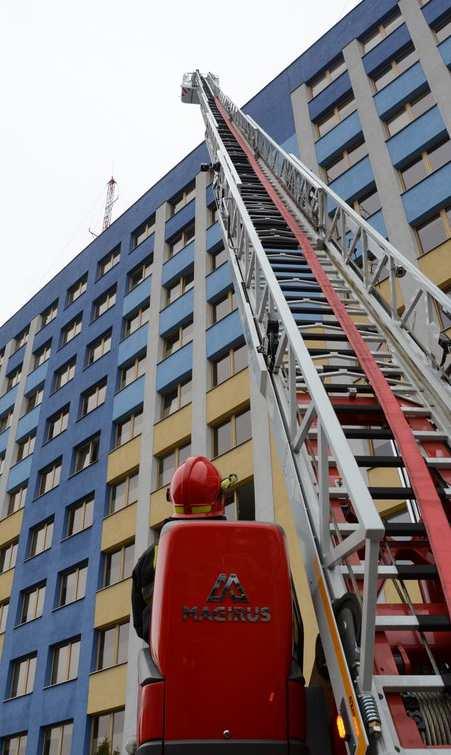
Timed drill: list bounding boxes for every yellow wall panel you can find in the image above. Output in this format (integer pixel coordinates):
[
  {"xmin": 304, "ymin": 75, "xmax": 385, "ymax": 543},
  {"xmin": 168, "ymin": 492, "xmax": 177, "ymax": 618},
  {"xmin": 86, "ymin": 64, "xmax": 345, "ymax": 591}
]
[
  {"xmin": 153, "ymin": 404, "xmax": 192, "ymax": 455},
  {"xmin": 207, "ymin": 369, "xmax": 250, "ymax": 425},
  {"xmin": 269, "ymin": 434, "xmax": 318, "ymax": 681},
  {"xmin": 87, "ymin": 663, "xmax": 127, "ymax": 715},
  {"xmin": 95, "ymin": 579, "xmax": 131, "ymax": 628},
  {"xmin": 102, "ymin": 503, "xmax": 137, "ymax": 552},
  {"xmin": 419, "ymin": 239, "xmax": 451, "ymax": 290},
  {"xmin": 0, "ymin": 569, "xmax": 14, "ymax": 604},
  {"xmin": 107, "ymin": 436, "xmax": 140, "ymax": 483},
  {"xmin": 149, "ymin": 487, "xmax": 170, "ymax": 528},
  {"xmin": 0, "ymin": 510, "xmax": 23, "ymax": 548},
  {"xmin": 376, "ymin": 276, "xmax": 404, "ymax": 313}
]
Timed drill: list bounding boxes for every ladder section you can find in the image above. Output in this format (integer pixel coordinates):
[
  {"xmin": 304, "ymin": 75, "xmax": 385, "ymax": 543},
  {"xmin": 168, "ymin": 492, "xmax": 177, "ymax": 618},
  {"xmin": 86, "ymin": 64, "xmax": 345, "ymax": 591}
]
[{"xmin": 183, "ymin": 72, "xmax": 451, "ymax": 754}]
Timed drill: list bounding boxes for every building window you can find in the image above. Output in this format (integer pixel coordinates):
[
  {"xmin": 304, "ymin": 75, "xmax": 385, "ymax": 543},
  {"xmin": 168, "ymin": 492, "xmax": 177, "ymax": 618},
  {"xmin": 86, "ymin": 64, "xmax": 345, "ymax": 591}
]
[
  {"xmin": 213, "ymin": 407, "xmax": 252, "ymax": 457},
  {"xmin": 47, "ymin": 405, "xmax": 70, "ymax": 441},
  {"xmin": 118, "ymin": 352, "xmax": 146, "ymax": 389},
  {"xmin": 167, "ymin": 222, "xmax": 195, "ymax": 258},
  {"xmin": 17, "ymin": 433, "xmax": 35, "ymax": 462},
  {"xmin": 80, "ymin": 379, "xmax": 107, "ymax": 417},
  {"xmin": 86, "ymin": 330, "xmax": 112, "ymax": 365},
  {"xmin": 165, "ymin": 271, "xmax": 194, "ymax": 305},
  {"xmin": 434, "ymin": 14, "xmax": 451, "ymax": 42},
  {"xmin": 14, "ymin": 328, "xmax": 28, "ymax": 352},
  {"xmin": 19, "ymin": 583, "xmax": 46, "ymax": 624},
  {"xmin": 0, "ymin": 451, "xmax": 4, "ymax": 476},
  {"xmin": 73, "ymin": 435, "xmax": 100, "ymax": 473},
  {"xmin": 0, "ymin": 409, "xmax": 13, "ymax": 433},
  {"xmin": 93, "ymin": 287, "xmax": 117, "ymax": 320},
  {"xmin": 132, "ymin": 214, "xmax": 155, "ymax": 248},
  {"xmin": 98, "ymin": 246, "xmax": 120, "ymax": 277},
  {"xmin": 208, "ymin": 202, "xmax": 219, "ymax": 226},
  {"xmin": 0, "ymin": 540, "xmax": 18, "ymax": 573},
  {"xmin": 108, "ymin": 471, "xmax": 138, "ymax": 514},
  {"xmin": 371, "ymin": 46, "xmax": 417, "ymax": 92},
  {"xmin": 9, "ymin": 655, "xmax": 36, "ymax": 698},
  {"xmin": 66, "ymin": 494, "xmax": 94, "ymax": 537},
  {"xmin": 3, "ymin": 734, "xmax": 29, "ymax": 755},
  {"xmin": 0, "ymin": 601, "xmax": 9, "ymax": 633},
  {"xmin": 38, "ymin": 459, "xmax": 62, "ymax": 496},
  {"xmin": 325, "ymin": 138, "xmax": 368, "ymax": 182},
  {"xmin": 6, "ymin": 366, "xmax": 22, "ymax": 391},
  {"xmin": 54, "ymin": 358, "xmax": 76, "ymax": 390},
  {"xmin": 386, "ymin": 90, "xmax": 434, "ymax": 137},
  {"xmin": 123, "ymin": 301, "xmax": 150, "ymax": 337},
  {"xmin": 103, "ymin": 542, "xmax": 134, "ymax": 587},
  {"xmin": 163, "ymin": 320, "xmax": 193, "ymax": 357},
  {"xmin": 49, "ymin": 639, "xmax": 80, "ymax": 685},
  {"xmin": 61, "ymin": 315, "xmax": 82, "ymax": 346},
  {"xmin": 34, "ymin": 341, "xmax": 51, "ymax": 369},
  {"xmin": 233, "ymin": 479, "xmax": 256, "ymax": 521},
  {"xmin": 161, "ymin": 378, "xmax": 192, "ymax": 418},
  {"xmin": 114, "ymin": 409, "xmax": 143, "ymax": 447},
  {"xmin": 400, "ymin": 138, "xmax": 451, "ymax": 191},
  {"xmin": 170, "ymin": 181, "xmax": 196, "ymax": 215},
  {"xmin": 90, "ymin": 709, "xmax": 124, "ymax": 755},
  {"xmin": 212, "ymin": 343, "xmax": 248, "ymax": 387},
  {"xmin": 28, "ymin": 519, "xmax": 53, "ymax": 558},
  {"xmin": 309, "ymin": 55, "xmax": 347, "ymax": 98},
  {"xmin": 96, "ymin": 621, "xmax": 129, "ymax": 670},
  {"xmin": 416, "ymin": 208, "xmax": 451, "ymax": 254},
  {"xmin": 41, "ymin": 300, "xmax": 58, "ymax": 328},
  {"xmin": 7, "ymin": 485, "xmax": 28, "ymax": 516},
  {"xmin": 2, "ymin": 734, "xmax": 28, "ymax": 754},
  {"xmin": 42, "ymin": 722, "xmax": 73, "ymax": 755},
  {"xmin": 67, "ymin": 275, "xmax": 87, "ymax": 305},
  {"xmin": 353, "ymin": 188, "xmax": 382, "ymax": 219},
  {"xmin": 58, "ymin": 563, "xmax": 87, "ymax": 606},
  {"xmin": 26, "ymin": 385, "xmax": 44, "ymax": 411},
  {"xmin": 210, "ymin": 245, "xmax": 228, "ymax": 271},
  {"xmin": 316, "ymin": 95, "xmax": 356, "ymax": 137},
  {"xmin": 127, "ymin": 255, "xmax": 153, "ymax": 291},
  {"xmin": 360, "ymin": 8, "xmax": 403, "ymax": 53},
  {"xmin": 157, "ymin": 441, "xmax": 191, "ymax": 488},
  {"xmin": 211, "ymin": 289, "xmax": 236, "ymax": 324}
]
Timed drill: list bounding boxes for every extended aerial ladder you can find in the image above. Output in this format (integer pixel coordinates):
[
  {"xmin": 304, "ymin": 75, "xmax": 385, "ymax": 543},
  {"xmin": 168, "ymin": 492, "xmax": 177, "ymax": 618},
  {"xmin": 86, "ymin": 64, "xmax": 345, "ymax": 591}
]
[{"xmin": 181, "ymin": 72, "xmax": 451, "ymax": 755}]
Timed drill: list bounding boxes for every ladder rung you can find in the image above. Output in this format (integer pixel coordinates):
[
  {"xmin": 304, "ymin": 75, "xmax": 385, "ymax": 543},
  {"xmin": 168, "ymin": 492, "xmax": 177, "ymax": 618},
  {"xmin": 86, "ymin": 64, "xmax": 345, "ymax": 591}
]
[
  {"xmin": 375, "ymin": 614, "xmax": 451, "ymax": 631},
  {"xmin": 413, "ymin": 430, "xmax": 450, "ymax": 442},
  {"xmin": 426, "ymin": 456, "xmax": 451, "ymax": 469},
  {"xmin": 375, "ymin": 675, "xmax": 447, "ymax": 691},
  {"xmin": 400, "ymin": 406, "xmax": 432, "ymax": 417},
  {"xmin": 339, "ymin": 564, "xmax": 437, "ymax": 578},
  {"xmin": 384, "ymin": 522, "xmax": 426, "ymax": 536},
  {"xmin": 329, "ymin": 486, "xmax": 412, "ymax": 499}
]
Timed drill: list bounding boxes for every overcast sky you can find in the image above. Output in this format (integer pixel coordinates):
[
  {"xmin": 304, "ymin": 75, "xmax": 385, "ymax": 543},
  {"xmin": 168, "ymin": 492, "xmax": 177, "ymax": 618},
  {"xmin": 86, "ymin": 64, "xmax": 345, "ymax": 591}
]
[{"xmin": 0, "ymin": 0, "xmax": 361, "ymax": 326}]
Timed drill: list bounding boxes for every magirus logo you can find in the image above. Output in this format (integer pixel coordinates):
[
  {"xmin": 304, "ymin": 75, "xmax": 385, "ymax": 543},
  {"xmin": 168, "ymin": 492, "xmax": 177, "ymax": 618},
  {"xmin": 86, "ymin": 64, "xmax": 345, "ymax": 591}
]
[{"xmin": 183, "ymin": 573, "xmax": 271, "ymax": 623}]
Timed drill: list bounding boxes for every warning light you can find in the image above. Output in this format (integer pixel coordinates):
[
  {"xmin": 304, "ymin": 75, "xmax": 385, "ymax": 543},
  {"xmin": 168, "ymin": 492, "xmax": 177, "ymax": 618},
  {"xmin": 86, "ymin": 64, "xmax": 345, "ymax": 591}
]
[{"xmin": 336, "ymin": 715, "xmax": 347, "ymax": 740}]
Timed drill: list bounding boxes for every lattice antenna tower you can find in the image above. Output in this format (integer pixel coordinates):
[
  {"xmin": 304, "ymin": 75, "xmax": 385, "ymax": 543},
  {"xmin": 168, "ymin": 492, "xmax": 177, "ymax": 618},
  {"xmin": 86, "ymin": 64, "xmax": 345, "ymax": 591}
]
[{"xmin": 102, "ymin": 176, "xmax": 118, "ymax": 231}]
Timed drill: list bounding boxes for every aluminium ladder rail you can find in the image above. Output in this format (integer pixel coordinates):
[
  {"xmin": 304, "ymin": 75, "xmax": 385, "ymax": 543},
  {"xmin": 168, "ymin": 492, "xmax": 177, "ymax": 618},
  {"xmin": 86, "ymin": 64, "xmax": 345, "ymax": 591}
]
[{"xmin": 182, "ymin": 71, "xmax": 451, "ymax": 755}]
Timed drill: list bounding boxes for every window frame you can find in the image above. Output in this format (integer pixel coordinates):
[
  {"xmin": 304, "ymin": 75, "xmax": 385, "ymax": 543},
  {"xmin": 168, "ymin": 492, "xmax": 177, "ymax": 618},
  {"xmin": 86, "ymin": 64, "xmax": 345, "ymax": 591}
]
[
  {"xmin": 165, "ymin": 271, "xmax": 194, "ymax": 306},
  {"xmin": 90, "ymin": 709, "xmax": 124, "ymax": 755},
  {"xmin": 61, "ymin": 315, "xmax": 82, "ymax": 347},
  {"xmin": 167, "ymin": 222, "xmax": 195, "ymax": 258},
  {"xmin": 80, "ymin": 379, "xmax": 107, "ymax": 417},
  {"xmin": 309, "ymin": 56, "xmax": 347, "ymax": 99},
  {"xmin": 316, "ymin": 94, "xmax": 356, "ymax": 138},
  {"xmin": 162, "ymin": 320, "xmax": 193, "ymax": 357},
  {"xmin": 123, "ymin": 300, "xmax": 150, "ymax": 338},
  {"xmin": 416, "ymin": 208, "xmax": 451, "ymax": 254},
  {"xmin": 132, "ymin": 214, "xmax": 156, "ymax": 249},
  {"xmin": 156, "ymin": 441, "xmax": 191, "ymax": 489},
  {"xmin": 0, "ymin": 540, "xmax": 18, "ymax": 573},
  {"xmin": 9, "ymin": 653, "xmax": 37, "ymax": 698},
  {"xmin": 28, "ymin": 518, "xmax": 54, "ymax": 559},
  {"xmin": 1, "ymin": 732, "xmax": 28, "ymax": 754},
  {"xmin": 96, "ymin": 621, "xmax": 129, "ymax": 670},
  {"xmin": 92, "ymin": 286, "xmax": 117, "ymax": 321},
  {"xmin": 66, "ymin": 275, "xmax": 87, "ymax": 306},
  {"xmin": 97, "ymin": 246, "xmax": 120, "ymax": 278},
  {"xmin": 47, "ymin": 405, "xmax": 70, "ymax": 441},
  {"xmin": 19, "ymin": 582, "xmax": 46, "ymax": 624},
  {"xmin": 160, "ymin": 377, "xmax": 192, "ymax": 418},
  {"xmin": 211, "ymin": 343, "xmax": 248, "ymax": 387},
  {"xmin": 212, "ymin": 406, "xmax": 252, "ymax": 457},
  {"xmin": 127, "ymin": 255, "xmax": 153, "ymax": 291},
  {"xmin": 16, "ymin": 432, "xmax": 35, "ymax": 462},
  {"xmin": 371, "ymin": 46, "xmax": 417, "ymax": 92},
  {"xmin": 7, "ymin": 484, "xmax": 28, "ymax": 516},
  {"xmin": 108, "ymin": 471, "xmax": 139, "ymax": 515},
  {"xmin": 360, "ymin": 8, "xmax": 403, "ymax": 53},
  {"xmin": 42, "ymin": 722, "xmax": 73, "ymax": 755},
  {"xmin": 65, "ymin": 494, "xmax": 94, "ymax": 538},
  {"xmin": 385, "ymin": 90, "xmax": 435, "ymax": 137},
  {"xmin": 49, "ymin": 638, "xmax": 80, "ymax": 686},
  {"xmin": 25, "ymin": 385, "xmax": 44, "ymax": 412},
  {"xmin": 103, "ymin": 542, "xmax": 134, "ymax": 587},
  {"xmin": 73, "ymin": 434, "xmax": 100, "ymax": 474},
  {"xmin": 118, "ymin": 352, "xmax": 146, "ymax": 390},
  {"xmin": 33, "ymin": 341, "xmax": 51, "ymax": 369},
  {"xmin": 211, "ymin": 289, "xmax": 236, "ymax": 324},
  {"xmin": 41, "ymin": 300, "xmax": 58, "ymax": 329},
  {"xmin": 399, "ymin": 138, "xmax": 451, "ymax": 191},
  {"xmin": 114, "ymin": 408, "xmax": 143, "ymax": 448},
  {"xmin": 38, "ymin": 458, "xmax": 62, "ymax": 496},
  {"xmin": 86, "ymin": 329, "xmax": 112, "ymax": 366},
  {"xmin": 54, "ymin": 358, "xmax": 76, "ymax": 391},
  {"xmin": 170, "ymin": 181, "xmax": 196, "ymax": 215},
  {"xmin": 58, "ymin": 563, "xmax": 88, "ymax": 607},
  {"xmin": 0, "ymin": 600, "xmax": 9, "ymax": 633}
]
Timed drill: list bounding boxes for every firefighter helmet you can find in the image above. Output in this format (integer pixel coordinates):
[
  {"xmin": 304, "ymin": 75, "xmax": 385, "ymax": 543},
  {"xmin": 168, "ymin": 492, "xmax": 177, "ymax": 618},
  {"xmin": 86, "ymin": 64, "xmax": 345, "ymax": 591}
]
[{"xmin": 169, "ymin": 456, "xmax": 225, "ymax": 517}]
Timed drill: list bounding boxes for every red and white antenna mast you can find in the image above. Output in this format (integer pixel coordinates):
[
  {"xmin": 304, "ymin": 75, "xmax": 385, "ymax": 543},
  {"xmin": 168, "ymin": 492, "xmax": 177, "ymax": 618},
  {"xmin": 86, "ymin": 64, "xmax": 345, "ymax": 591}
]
[{"xmin": 102, "ymin": 176, "xmax": 117, "ymax": 231}]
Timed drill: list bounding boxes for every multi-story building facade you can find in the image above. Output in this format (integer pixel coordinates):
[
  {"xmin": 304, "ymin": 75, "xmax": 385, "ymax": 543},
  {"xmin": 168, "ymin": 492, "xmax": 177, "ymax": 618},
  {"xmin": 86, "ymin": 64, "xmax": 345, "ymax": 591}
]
[{"xmin": 0, "ymin": 0, "xmax": 450, "ymax": 751}]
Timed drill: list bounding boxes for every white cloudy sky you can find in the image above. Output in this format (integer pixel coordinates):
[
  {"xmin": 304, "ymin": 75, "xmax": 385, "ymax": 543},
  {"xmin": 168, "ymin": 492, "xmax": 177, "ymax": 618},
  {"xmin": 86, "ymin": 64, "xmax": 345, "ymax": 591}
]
[{"xmin": 0, "ymin": 0, "xmax": 361, "ymax": 326}]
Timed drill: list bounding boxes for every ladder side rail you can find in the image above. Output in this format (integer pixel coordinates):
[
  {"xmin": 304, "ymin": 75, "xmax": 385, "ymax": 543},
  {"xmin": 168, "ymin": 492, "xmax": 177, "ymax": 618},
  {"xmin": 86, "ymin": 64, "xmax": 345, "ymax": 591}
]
[
  {"xmin": 207, "ymin": 74, "xmax": 451, "ymax": 385},
  {"xmin": 198, "ymin": 81, "xmax": 385, "ymax": 697}
]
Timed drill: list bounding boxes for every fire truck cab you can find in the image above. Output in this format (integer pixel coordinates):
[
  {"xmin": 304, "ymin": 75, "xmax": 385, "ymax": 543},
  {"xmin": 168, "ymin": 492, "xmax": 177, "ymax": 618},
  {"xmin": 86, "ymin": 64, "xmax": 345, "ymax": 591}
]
[{"xmin": 136, "ymin": 518, "xmax": 307, "ymax": 754}]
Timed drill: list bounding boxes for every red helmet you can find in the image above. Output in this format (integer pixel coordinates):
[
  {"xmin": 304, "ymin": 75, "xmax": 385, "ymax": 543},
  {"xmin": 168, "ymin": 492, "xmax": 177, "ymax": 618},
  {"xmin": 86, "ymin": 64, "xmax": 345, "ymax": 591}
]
[{"xmin": 169, "ymin": 456, "xmax": 225, "ymax": 518}]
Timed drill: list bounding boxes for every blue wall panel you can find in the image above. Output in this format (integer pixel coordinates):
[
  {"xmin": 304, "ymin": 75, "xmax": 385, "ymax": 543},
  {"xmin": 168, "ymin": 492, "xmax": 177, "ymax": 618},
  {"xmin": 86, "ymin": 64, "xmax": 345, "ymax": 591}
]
[
  {"xmin": 206, "ymin": 263, "xmax": 233, "ymax": 303},
  {"xmin": 16, "ymin": 406, "xmax": 41, "ymax": 440},
  {"xmin": 423, "ymin": 0, "xmax": 451, "ymax": 26},
  {"xmin": 0, "ymin": 429, "xmax": 9, "ymax": 454},
  {"xmin": 206, "ymin": 310, "xmax": 244, "ymax": 361},
  {"xmin": 6, "ymin": 346, "xmax": 26, "ymax": 375},
  {"xmin": 328, "ymin": 157, "xmax": 374, "ymax": 203},
  {"xmin": 206, "ymin": 222, "xmax": 223, "ymax": 252},
  {"xmin": 402, "ymin": 161, "xmax": 451, "ymax": 224},
  {"xmin": 367, "ymin": 210, "xmax": 388, "ymax": 238},
  {"xmin": 161, "ymin": 242, "xmax": 195, "ymax": 286},
  {"xmin": 164, "ymin": 200, "xmax": 195, "ymax": 241},
  {"xmin": 122, "ymin": 276, "xmax": 151, "ymax": 316},
  {"xmin": 374, "ymin": 62, "xmax": 427, "ymax": 119},
  {"xmin": 387, "ymin": 106, "xmax": 447, "ymax": 167},
  {"xmin": 25, "ymin": 362, "xmax": 48, "ymax": 394},
  {"xmin": 439, "ymin": 35, "xmax": 451, "ymax": 68},
  {"xmin": 7, "ymin": 456, "xmax": 33, "ymax": 491},
  {"xmin": 117, "ymin": 325, "xmax": 148, "ymax": 366},
  {"xmin": 309, "ymin": 72, "xmax": 353, "ymax": 121},
  {"xmin": 156, "ymin": 342, "xmax": 193, "ymax": 392},
  {"xmin": 206, "ymin": 184, "xmax": 215, "ymax": 206},
  {"xmin": 363, "ymin": 24, "xmax": 411, "ymax": 75},
  {"xmin": 316, "ymin": 111, "xmax": 363, "ymax": 165},
  {"xmin": 0, "ymin": 385, "xmax": 18, "ymax": 416},
  {"xmin": 112, "ymin": 375, "xmax": 145, "ymax": 421},
  {"xmin": 159, "ymin": 290, "xmax": 194, "ymax": 337}
]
